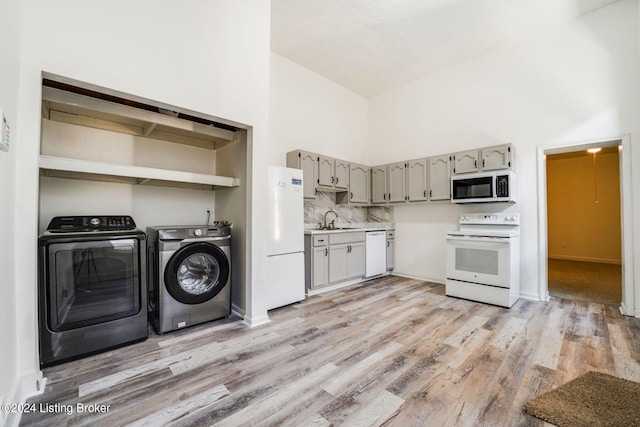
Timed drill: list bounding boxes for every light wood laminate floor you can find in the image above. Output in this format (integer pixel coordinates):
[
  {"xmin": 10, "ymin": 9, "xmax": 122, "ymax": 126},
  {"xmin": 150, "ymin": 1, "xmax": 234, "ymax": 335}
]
[{"xmin": 21, "ymin": 276, "xmax": 640, "ymax": 426}]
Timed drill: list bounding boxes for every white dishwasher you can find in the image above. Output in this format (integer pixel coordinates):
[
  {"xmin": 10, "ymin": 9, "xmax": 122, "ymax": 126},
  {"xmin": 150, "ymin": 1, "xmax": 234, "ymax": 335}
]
[{"xmin": 365, "ymin": 231, "xmax": 387, "ymax": 278}]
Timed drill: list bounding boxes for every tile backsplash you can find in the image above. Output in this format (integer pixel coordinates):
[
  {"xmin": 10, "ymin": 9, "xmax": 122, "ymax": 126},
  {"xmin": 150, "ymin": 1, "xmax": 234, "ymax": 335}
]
[{"xmin": 304, "ymin": 192, "xmax": 394, "ymax": 229}]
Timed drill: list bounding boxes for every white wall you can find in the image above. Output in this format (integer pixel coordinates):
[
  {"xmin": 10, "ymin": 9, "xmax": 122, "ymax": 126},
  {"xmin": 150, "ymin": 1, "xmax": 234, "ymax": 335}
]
[
  {"xmin": 0, "ymin": 0, "xmax": 22, "ymax": 421},
  {"xmin": 368, "ymin": 0, "xmax": 640, "ymax": 300},
  {"xmin": 269, "ymin": 53, "xmax": 369, "ymax": 166},
  {"xmin": 11, "ymin": 0, "xmax": 271, "ymax": 405},
  {"xmin": 215, "ymin": 135, "xmax": 249, "ymax": 317}
]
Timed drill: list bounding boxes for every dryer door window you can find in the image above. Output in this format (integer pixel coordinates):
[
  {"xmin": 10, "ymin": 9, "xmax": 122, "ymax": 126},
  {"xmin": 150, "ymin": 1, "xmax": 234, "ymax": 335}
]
[
  {"xmin": 46, "ymin": 238, "xmax": 141, "ymax": 332},
  {"xmin": 177, "ymin": 253, "xmax": 220, "ymax": 295},
  {"xmin": 165, "ymin": 242, "xmax": 229, "ymax": 305}
]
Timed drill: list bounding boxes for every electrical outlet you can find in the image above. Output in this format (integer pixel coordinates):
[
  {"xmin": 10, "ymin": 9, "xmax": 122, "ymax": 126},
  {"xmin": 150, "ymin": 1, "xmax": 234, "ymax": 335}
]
[{"xmin": 0, "ymin": 110, "xmax": 9, "ymax": 152}]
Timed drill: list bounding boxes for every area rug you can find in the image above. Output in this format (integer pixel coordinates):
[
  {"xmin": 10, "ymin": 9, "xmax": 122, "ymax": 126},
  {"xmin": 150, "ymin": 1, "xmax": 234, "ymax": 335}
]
[{"xmin": 524, "ymin": 371, "xmax": 640, "ymax": 426}]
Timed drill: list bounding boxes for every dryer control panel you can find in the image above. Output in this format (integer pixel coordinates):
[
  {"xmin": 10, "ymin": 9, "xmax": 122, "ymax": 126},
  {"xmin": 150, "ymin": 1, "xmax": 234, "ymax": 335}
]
[{"xmin": 157, "ymin": 224, "xmax": 231, "ymax": 241}]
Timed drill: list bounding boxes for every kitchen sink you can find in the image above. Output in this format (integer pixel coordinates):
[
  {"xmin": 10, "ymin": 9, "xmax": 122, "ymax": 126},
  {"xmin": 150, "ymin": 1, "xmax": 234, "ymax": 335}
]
[{"xmin": 317, "ymin": 226, "xmax": 358, "ymax": 231}]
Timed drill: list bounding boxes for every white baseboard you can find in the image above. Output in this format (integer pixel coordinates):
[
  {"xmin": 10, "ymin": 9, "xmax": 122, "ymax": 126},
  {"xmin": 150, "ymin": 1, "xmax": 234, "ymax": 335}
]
[
  {"xmin": 391, "ymin": 271, "xmax": 445, "ymax": 285},
  {"xmin": 242, "ymin": 315, "xmax": 271, "ymax": 328},
  {"xmin": 307, "ymin": 278, "xmax": 363, "ymax": 296},
  {"xmin": 232, "ymin": 303, "xmax": 271, "ymax": 328},
  {"xmin": 231, "ymin": 303, "xmax": 245, "ymax": 319},
  {"xmin": 519, "ymin": 291, "xmax": 544, "ymax": 302},
  {"xmin": 4, "ymin": 370, "xmax": 45, "ymax": 427}
]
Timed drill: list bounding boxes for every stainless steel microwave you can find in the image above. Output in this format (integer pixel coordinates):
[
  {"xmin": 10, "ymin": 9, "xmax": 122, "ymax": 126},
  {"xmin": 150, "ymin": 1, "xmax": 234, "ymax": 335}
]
[{"xmin": 451, "ymin": 171, "xmax": 516, "ymax": 203}]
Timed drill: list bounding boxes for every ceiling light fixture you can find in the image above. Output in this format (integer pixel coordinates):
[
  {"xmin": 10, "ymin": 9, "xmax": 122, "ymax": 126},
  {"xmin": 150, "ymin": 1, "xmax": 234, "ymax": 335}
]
[{"xmin": 587, "ymin": 147, "xmax": 601, "ymax": 154}]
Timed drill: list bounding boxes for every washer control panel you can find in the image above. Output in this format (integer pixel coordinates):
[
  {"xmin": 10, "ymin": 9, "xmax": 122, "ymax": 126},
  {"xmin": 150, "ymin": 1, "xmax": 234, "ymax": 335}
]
[{"xmin": 47, "ymin": 215, "xmax": 136, "ymax": 232}]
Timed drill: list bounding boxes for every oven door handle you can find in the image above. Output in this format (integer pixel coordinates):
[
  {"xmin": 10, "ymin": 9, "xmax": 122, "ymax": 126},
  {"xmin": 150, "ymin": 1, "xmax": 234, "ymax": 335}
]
[{"xmin": 446, "ymin": 235, "xmax": 511, "ymax": 243}]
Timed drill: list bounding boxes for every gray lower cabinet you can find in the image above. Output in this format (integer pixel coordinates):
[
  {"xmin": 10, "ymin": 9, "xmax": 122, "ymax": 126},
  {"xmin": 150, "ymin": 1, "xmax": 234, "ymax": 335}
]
[
  {"xmin": 312, "ymin": 246, "xmax": 329, "ymax": 287},
  {"xmin": 328, "ymin": 244, "xmax": 349, "ymax": 283},
  {"xmin": 329, "ymin": 242, "xmax": 365, "ymax": 282},
  {"xmin": 305, "ymin": 234, "xmax": 329, "ymax": 289},
  {"xmin": 386, "ymin": 230, "xmax": 395, "ymax": 270},
  {"xmin": 305, "ymin": 232, "xmax": 366, "ymax": 290}
]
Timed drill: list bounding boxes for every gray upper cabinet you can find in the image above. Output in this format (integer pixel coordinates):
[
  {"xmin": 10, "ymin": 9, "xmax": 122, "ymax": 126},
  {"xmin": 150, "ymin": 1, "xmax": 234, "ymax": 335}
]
[
  {"xmin": 371, "ymin": 165, "xmax": 388, "ymax": 204},
  {"xmin": 387, "ymin": 162, "xmax": 406, "ymax": 203},
  {"xmin": 348, "ymin": 163, "xmax": 370, "ymax": 204},
  {"xmin": 286, "ymin": 150, "xmax": 318, "ymax": 199},
  {"xmin": 289, "ymin": 142, "xmax": 511, "ymax": 205},
  {"xmin": 318, "ymin": 155, "xmax": 349, "ymax": 190},
  {"xmin": 407, "ymin": 159, "xmax": 428, "ymax": 202},
  {"xmin": 481, "ymin": 143, "xmax": 513, "ymax": 171},
  {"xmin": 317, "ymin": 155, "xmax": 335, "ymax": 187},
  {"xmin": 334, "ymin": 159, "xmax": 349, "ymax": 190},
  {"xmin": 428, "ymin": 154, "xmax": 451, "ymax": 201},
  {"xmin": 452, "ymin": 149, "xmax": 480, "ymax": 174}
]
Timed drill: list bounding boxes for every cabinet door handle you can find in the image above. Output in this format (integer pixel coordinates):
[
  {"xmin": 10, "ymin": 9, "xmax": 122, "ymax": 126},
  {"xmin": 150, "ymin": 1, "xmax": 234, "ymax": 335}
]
[
  {"xmin": 424, "ymin": 190, "xmax": 427, "ymax": 198},
  {"xmin": 325, "ymin": 248, "xmax": 328, "ymax": 256},
  {"xmin": 474, "ymin": 160, "xmax": 477, "ymax": 168},
  {"xmin": 387, "ymin": 241, "xmax": 390, "ymax": 247},
  {"xmin": 350, "ymin": 192, "xmax": 353, "ymax": 199},
  {"xmin": 336, "ymin": 177, "xmax": 338, "ymax": 184},
  {"xmin": 430, "ymin": 190, "xmax": 433, "ymax": 198},
  {"xmin": 331, "ymin": 176, "xmax": 335, "ymax": 183},
  {"xmin": 483, "ymin": 159, "xmax": 485, "ymax": 168}
]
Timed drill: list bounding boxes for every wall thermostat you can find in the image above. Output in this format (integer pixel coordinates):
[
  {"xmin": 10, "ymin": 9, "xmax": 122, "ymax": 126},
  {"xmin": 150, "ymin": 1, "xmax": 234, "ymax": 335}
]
[{"xmin": 0, "ymin": 110, "xmax": 9, "ymax": 152}]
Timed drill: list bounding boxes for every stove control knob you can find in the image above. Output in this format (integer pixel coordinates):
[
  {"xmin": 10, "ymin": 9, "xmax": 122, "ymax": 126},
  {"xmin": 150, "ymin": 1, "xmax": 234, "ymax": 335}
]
[
  {"xmin": 90, "ymin": 217, "xmax": 100, "ymax": 226},
  {"xmin": 194, "ymin": 229, "xmax": 203, "ymax": 237}
]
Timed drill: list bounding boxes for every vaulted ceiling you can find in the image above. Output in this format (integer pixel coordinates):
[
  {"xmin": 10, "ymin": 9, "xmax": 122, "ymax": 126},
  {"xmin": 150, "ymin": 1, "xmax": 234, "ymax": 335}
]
[{"xmin": 271, "ymin": 0, "xmax": 620, "ymax": 97}]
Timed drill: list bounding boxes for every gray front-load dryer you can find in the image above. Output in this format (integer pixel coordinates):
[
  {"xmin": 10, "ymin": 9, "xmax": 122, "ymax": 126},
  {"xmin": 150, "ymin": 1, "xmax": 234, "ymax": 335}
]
[{"xmin": 147, "ymin": 225, "xmax": 231, "ymax": 334}]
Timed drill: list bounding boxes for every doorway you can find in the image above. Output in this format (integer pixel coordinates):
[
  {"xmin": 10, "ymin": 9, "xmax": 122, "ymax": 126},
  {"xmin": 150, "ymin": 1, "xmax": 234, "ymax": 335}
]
[
  {"xmin": 538, "ymin": 136, "xmax": 633, "ymax": 313},
  {"xmin": 546, "ymin": 145, "xmax": 621, "ymax": 304}
]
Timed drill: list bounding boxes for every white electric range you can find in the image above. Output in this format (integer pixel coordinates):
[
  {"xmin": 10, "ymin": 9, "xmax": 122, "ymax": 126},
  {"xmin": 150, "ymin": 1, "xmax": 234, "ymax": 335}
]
[{"xmin": 445, "ymin": 212, "xmax": 520, "ymax": 308}]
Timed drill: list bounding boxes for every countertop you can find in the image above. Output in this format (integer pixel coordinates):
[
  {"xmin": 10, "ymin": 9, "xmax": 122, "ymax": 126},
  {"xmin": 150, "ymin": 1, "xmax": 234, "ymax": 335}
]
[{"xmin": 304, "ymin": 226, "xmax": 394, "ymax": 235}]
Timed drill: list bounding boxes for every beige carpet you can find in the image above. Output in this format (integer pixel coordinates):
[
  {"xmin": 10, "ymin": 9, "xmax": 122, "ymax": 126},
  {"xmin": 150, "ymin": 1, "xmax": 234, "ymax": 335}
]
[
  {"xmin": 548, "ymin": 259, "xmax": 621, "ymax": 305},
  {"xmin": 524, "ymin": 371, "xmax": 640, "ymax": 426}
]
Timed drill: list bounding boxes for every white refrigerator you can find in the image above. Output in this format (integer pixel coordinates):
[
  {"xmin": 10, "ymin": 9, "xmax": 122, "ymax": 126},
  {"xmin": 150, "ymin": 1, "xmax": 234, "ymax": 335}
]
[{"xmin": 265, "ymin": 166, "xmax": 306, "ymax": 310}]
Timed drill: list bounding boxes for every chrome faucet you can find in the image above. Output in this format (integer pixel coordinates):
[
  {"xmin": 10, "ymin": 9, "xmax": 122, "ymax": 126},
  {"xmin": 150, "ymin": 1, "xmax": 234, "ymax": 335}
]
[{"xmin": 323, "ymin": 210, "xmax": 338, "ymax": 230}]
